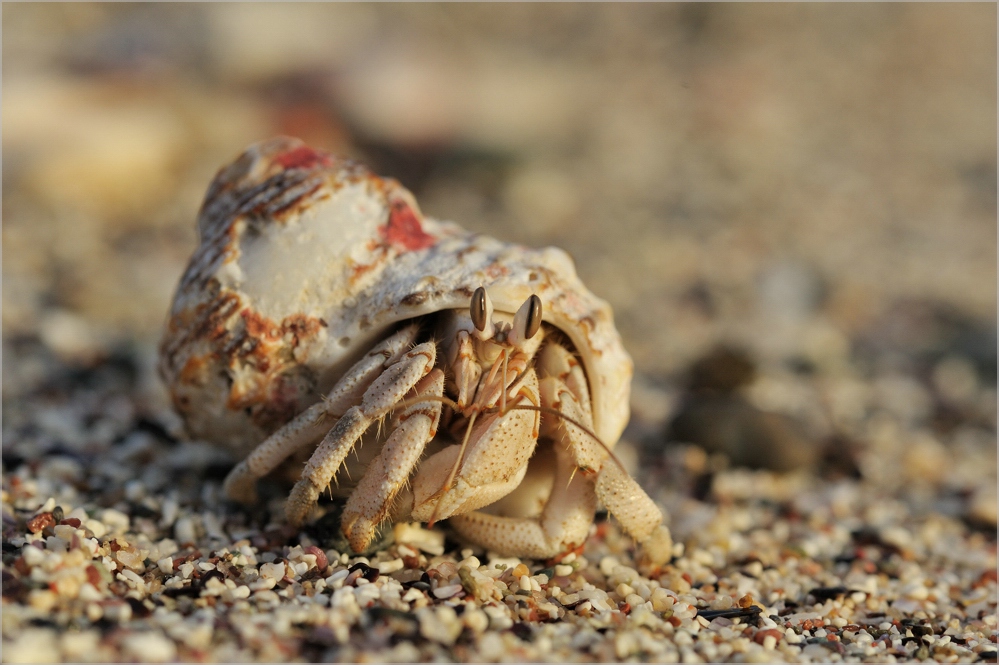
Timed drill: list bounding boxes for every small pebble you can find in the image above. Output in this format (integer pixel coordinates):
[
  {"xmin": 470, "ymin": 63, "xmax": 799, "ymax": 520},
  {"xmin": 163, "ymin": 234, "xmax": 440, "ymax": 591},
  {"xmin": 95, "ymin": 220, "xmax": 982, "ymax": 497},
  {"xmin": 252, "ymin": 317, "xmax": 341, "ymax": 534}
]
[{"xmin": 432, "ymin": 584, "xmax": 464, "ymax": 599}]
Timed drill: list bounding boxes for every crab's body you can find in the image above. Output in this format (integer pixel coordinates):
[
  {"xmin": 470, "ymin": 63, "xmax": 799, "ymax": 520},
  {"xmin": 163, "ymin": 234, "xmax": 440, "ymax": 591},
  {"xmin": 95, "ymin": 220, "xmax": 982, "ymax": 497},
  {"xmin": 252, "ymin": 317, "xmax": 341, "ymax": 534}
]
[{"xmin": 160, "ymin": 137, "xmax": 671, "ymax": 563}]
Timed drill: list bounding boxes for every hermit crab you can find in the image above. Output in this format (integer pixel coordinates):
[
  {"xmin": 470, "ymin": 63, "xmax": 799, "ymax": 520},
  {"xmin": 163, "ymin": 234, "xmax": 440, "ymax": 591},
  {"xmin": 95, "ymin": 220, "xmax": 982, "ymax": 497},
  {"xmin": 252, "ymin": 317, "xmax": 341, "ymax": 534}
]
[{"xmin": 160, "ymin": 137, "xmax": 672, "ymax": 564}]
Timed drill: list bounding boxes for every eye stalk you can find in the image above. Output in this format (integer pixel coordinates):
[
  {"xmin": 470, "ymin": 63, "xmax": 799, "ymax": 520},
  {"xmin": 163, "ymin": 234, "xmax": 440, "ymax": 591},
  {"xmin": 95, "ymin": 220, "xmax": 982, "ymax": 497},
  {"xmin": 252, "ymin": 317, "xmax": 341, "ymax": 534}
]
[
  {"xmin": 509, "ymin": 294, "xmax": 542, "ymax": 347},
  {"xmin": 470, "ymin": 286, "xmax": 494, "ymax": 340}
]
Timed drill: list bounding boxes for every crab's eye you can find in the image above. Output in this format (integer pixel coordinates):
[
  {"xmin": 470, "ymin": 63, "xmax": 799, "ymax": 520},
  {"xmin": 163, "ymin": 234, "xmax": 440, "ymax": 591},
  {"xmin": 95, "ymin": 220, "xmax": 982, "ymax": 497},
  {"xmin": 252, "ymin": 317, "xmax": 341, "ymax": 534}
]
[
  {"xmin": 471, "ymin": 287, "xmax": 488, "ymax": 331},
  {"xmin": 470, "ymin": 287, "xmax": 494, "ymax": 339},
  {"xmin": 511, "ymin": 294, "xmax": 542, "ymax": 345}
]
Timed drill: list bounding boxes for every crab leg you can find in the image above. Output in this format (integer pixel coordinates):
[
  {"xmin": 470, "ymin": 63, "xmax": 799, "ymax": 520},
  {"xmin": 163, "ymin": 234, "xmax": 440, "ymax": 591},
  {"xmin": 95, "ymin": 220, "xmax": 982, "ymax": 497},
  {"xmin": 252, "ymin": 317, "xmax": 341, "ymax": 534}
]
[
  {"xmin": 286, "ymin": 341, "xmax": 437, "ymax": 527},
  {"xmin": 223, "ymin": 325, "xmax": 421, "ymax": 503},
  {"xmin": 340, "ymin": 369, "xmax": 444, "ymax": 552}
]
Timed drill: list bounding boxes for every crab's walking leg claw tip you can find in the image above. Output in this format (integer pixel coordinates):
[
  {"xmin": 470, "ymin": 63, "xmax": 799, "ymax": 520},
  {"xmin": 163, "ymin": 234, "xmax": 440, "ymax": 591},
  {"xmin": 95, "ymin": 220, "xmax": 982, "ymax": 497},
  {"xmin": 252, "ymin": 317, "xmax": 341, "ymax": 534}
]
[
  {"xmin": 286, "ymin": 479, "xmax": 322, "ymax": 528},
  {"xmin": 642, "ymin": 524, "xmax": 674, "ymax": 567}
]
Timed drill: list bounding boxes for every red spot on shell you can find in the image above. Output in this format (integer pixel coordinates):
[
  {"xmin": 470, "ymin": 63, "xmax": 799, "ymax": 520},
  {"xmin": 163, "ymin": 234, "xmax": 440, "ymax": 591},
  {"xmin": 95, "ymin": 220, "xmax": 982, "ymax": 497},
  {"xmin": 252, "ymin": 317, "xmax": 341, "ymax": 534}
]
[
  {"xmin": 379, "ymin": 200, "xmax": 436, "ymax": 251},
  {"xmin": 273, "ymin": 146, "xmax": 333, "ymax": 171}
]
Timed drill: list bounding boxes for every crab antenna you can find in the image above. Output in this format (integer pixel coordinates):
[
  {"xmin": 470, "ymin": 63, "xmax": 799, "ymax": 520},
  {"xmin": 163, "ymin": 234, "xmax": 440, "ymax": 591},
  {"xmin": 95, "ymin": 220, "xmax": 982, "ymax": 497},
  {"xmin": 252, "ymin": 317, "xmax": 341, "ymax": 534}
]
[
  {"xmin": 368, "ymin": 394, "xmax": 462, "ymax": 419},
  {"xmin": 502, "ymin": 404, "xmax": 630, "ymax": 476},
  {"xmin": 428, "ymin": 410, "xmax": 478, "ymax": 527}
]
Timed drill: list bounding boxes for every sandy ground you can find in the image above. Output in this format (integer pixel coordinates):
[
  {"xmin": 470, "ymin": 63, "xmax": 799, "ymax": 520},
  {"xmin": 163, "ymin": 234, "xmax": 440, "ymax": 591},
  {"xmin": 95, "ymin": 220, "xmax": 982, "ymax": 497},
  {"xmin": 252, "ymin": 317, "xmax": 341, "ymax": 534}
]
[{"xmin": 3, "ymin": 4, "xmax": 996, "ymax": 663}]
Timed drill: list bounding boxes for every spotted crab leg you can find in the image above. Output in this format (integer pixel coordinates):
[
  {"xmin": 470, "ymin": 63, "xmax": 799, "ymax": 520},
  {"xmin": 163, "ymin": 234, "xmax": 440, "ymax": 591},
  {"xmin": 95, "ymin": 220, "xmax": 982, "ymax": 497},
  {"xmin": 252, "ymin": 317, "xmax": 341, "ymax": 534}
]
[
  {"xmin": 340, "ymin": 369, "xmax": 444, "ymax": 553},
  {"xmin": 223, "ymin": 324, "xmax": 421, "ymax": 503},
  {"xmin": 286, "ymin": 341, "xmax": 437, "ymax": 527}
]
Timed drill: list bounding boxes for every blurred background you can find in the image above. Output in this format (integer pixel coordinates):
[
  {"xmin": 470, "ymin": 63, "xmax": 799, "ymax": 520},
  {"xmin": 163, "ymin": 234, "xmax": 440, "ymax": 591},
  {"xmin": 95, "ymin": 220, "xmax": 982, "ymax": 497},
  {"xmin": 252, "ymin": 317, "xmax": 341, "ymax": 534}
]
[{"xmin": 3, "ymin": 4, "xmax": 996, "ymax": 513}]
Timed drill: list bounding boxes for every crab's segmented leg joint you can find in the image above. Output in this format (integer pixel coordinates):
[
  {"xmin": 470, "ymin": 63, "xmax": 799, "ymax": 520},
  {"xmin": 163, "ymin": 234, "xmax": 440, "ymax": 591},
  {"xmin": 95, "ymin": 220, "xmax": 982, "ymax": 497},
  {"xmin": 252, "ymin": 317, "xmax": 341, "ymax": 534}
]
[
  {"xmin": 341, "ymin": 369, "xmax": 445, "ymax": 552},
  {"xmin": 286, "ymin": 341, "xmax": 437, "ymax": 527},
  {"xmin": 222, "ymin": 324, "xmax": 422, "ymax": 504}
]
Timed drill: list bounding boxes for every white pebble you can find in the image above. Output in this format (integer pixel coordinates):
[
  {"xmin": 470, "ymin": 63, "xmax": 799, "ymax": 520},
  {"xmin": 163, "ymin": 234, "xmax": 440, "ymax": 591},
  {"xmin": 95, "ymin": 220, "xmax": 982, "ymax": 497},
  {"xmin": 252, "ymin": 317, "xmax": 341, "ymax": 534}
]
[
  {"xmin": 122, "ymin": 632, "xmax": 176, "ymax": 662},
  {"xmin": 60, "ymin": 630, "xmax": 99, "ymax": 660},
  {"xmin": 459, "ymin": 555, "xmax": 481, "ymax": 569},
  {"xmin": 432, "ymin": 584, "xmax": 463, "ymax": 599},
  {"xmin": 46, "ymin": 536, "xmax": 68, "ymax": 554},
  {"xmin": 84, "ymin": 520, "xmax": 107, "ymax": 539},
  {"xmin": 100, "ymin": 509, "xmax": 130, "ymax": 533},
  {"xmin": 231, "ymin": 585, "xmax": 251, "ymax": 599},
  {"xmin": 417, "ymin": 606, "xmax": 462, "ymax": 645},
  {"xmin": 78, "ymin": 583, "xmax": 103, "ymax": 602},
  {"xmin": 116, "ymin": 549, "xmax": 144, "ymax": 571},
  {"xmin": 182, "ymin": 624, "xmax": 213, "ymax": 650},
  {"xmin": 616, "ymin": 583, "xmax": 636, "ymax": 598},
  {"xmin": 173, "ymin": 516, "xmax": 197, "ymax": 544},
  {"xmin": 625, "ymin": 593, "xmax": 646, "ymax": 608},
  {"xmin": 377, "ymin": 558, "xmax": 404, "ymax": 574},
  {"xmin": 554, "ymin": 564, "xmax": 573, "ymax": 577},
  {"xmin": 157, "ymin": 557, "xmax": 174, "ymax": 574},
  {"xmin": 159, "ymin": 496, "xmax": 179, "ymax": 528},
  {"xmin": 249, "ymin": 577, "xmax": 276, "ymax": 591},
  {"xmin": 5, "ymin": 629, "xmax": 60, "ymax": 663},
  {"xmin": 463, "ymin": 608, "xmax": 489, "ymax": 634},
  {"xmin": 599, "ymin": 556, "xmax": 620, "ymax": 576},
  {"xmin": 53, "ymin": 524, "xmax": 77, "ymax": 540},
  {"xmin": 22, "ymin": 545, "xmax": 45, "ymax": 567},
  {"xmin": 394, "ymin": 522, "xmax": 445, "ymax": 555},
  {"xmin": 259, "ymin": 562, "xmax": 287, "ymax": 581},
  {"xmin": 325, "ymin": 569, "xmax": 349, "ymax": 585}
]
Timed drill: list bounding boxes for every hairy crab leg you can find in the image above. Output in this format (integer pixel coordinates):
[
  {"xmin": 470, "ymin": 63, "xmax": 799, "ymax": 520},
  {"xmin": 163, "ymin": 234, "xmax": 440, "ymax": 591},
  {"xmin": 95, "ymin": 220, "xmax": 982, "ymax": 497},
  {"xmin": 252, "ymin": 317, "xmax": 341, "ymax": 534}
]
[
  {"xmin": 340, "ymin": 369, "xmax": 444, "ymax": 552},
  {"xmin": 286, "ymin": 341, "xmax": 437, "ymax": 527},
  {"xmin": 222, "ymin": 325, "xmax": 421, "ymax": 503}
]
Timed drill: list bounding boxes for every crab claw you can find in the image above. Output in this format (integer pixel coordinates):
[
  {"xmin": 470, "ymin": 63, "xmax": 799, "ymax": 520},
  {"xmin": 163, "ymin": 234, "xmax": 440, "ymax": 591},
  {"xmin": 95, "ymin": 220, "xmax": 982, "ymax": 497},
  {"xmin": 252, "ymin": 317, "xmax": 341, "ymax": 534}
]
[{"xmin": 410, "ymin": 372, "xmax": 540, "ymax": 523}]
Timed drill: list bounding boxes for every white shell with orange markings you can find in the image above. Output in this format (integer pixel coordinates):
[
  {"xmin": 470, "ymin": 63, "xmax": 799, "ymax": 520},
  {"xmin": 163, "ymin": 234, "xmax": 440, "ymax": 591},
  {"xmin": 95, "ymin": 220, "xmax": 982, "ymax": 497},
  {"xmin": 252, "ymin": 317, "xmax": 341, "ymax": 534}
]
[{"xmin": 160, "ymin": 136, "xmax": 632, "ymax": 453}]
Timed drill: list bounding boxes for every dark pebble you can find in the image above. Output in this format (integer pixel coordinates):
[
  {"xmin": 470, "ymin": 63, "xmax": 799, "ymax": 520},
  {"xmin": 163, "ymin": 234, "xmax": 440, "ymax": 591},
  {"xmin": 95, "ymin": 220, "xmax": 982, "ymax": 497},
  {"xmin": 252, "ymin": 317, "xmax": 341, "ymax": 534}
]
[
  {"xmin": 685, "ymin": 346, "xmax": 757, "ymax": 393},
  {"xmin": 807, "ymin": 586, "xmax": 852, "ymax": 601},
  {"xmin": 698, "ymin": 606, "xmax": 762, "ymax": 624},
  {"xmin": 349, "ymin": 562, "xmax": 379, "ymax": 582},
  {"xmin": 1, "ymin": 575, "xmax": 28, "ymax": 602},
  {"xmin": 126, "ymin": 597, "xmax": 153, "ymax": 618},
  {"xmin": 162, "ymin": 583, "xmax": 201, "ymax": 598},
  {"xmin": 201, "ymin": 569, "xmax": 225, "ymax": 585},
  {"xmin": 510, "ymin": 623, "xmax": 533, "ymax": 640}
]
